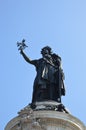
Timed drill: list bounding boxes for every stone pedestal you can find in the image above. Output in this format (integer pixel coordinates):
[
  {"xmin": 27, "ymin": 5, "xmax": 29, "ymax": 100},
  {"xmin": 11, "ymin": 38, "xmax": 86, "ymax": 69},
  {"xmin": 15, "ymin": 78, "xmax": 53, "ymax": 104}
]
[{"xmin": 5, "ymin": 101, "xmax": 86, "ymax": 130}]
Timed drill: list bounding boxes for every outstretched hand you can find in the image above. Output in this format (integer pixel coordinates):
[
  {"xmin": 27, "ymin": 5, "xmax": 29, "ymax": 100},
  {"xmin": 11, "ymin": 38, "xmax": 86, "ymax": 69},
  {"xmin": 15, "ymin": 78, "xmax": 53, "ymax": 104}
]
[{"xmin": 20, "ymin": 49, "xmax": 23, "ymax": 55}]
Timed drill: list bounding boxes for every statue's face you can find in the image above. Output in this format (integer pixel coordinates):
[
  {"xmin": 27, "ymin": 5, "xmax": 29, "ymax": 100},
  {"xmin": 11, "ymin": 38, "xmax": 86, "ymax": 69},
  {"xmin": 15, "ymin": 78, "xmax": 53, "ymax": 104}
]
[{"xmin": 41, "ymin": 49, "xmax": 49, "ymax": 56}]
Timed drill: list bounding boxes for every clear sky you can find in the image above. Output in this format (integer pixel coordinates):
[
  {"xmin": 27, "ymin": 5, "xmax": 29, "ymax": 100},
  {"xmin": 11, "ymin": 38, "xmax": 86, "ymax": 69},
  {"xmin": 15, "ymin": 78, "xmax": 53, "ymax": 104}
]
[{"xmin": 1, "ymin": 0, "xmax": 86, "ymax": 129}]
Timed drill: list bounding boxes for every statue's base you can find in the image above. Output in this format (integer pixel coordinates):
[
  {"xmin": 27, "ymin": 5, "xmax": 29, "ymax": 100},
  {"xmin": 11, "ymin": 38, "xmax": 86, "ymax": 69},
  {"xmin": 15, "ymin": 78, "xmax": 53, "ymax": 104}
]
[
  {"xmin": 18, "ymin": 101, "xmax": 69, "ymax": 115},
  {"xmin": 5, "ymin": 101, "xmax": 86, "ymax": 130}
]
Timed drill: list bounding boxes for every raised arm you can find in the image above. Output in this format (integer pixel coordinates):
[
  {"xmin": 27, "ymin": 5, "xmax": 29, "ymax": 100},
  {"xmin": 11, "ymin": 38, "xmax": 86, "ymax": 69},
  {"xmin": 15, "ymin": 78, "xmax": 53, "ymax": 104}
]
[{"xmin": 20, "ymin": 50, "xmax": 35, "ymax": 65}]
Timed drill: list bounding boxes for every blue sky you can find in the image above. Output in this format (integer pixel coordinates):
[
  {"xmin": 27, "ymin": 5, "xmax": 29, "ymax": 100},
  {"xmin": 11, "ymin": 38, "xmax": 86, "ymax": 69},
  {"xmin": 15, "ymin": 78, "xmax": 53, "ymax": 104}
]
[{"xmin": 1, "ymin": 0, "xmax": 86, "ymax": 129}]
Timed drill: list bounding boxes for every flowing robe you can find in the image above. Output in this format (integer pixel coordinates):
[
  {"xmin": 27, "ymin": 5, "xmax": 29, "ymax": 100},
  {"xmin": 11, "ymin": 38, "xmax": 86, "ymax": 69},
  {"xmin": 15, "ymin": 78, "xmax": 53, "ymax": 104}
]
[{"xmin": 31, "ymin": 58, "xmax": 57, "ymax": 102}]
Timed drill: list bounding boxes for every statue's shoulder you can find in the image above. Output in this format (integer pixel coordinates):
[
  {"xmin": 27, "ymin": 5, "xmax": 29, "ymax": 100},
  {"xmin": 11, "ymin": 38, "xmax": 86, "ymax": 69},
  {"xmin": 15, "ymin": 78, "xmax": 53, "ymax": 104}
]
[
  {"xmin": 37, "ymin": 58, "xmax": 46, "ymax": 65},
  {"xmin": 39, "ymin": 58, "xmax": 44, "ymax": 61},
  {"xmin": 52, "ymin": 53, "xmax": 61, "ymax": 60},
  {"xmin": 33, "ymin": 58, "xmax": 43, "ymax": 66}
]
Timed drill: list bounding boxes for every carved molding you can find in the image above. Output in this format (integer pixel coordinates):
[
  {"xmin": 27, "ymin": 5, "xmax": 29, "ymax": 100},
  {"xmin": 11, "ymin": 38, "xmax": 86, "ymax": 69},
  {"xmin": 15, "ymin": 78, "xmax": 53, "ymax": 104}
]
[{"xmin": 5, "ymin": 108, "xmax": 86, "ymax": 130}]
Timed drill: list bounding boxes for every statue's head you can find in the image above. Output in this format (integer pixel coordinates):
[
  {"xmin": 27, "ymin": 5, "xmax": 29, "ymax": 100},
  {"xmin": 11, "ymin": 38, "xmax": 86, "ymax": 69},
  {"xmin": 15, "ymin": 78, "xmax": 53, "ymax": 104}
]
[{"xmin": 41, "ymin": 46, "xmax": 52, "ymax": 56}]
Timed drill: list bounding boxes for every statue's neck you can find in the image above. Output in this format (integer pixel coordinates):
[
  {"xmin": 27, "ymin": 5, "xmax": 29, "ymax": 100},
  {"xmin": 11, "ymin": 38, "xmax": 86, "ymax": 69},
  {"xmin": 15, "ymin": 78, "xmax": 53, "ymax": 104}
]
[{"xmin": 43, "ymin": 56, "xmax": 55, "ymax": 67}]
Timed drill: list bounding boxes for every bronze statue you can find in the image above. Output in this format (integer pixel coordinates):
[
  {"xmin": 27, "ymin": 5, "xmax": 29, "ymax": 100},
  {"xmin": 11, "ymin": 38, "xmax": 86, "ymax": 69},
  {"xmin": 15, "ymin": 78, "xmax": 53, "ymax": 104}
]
[{"xmin": 17, "ymin": 40, "xmax": 65, "ymax": 103}]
